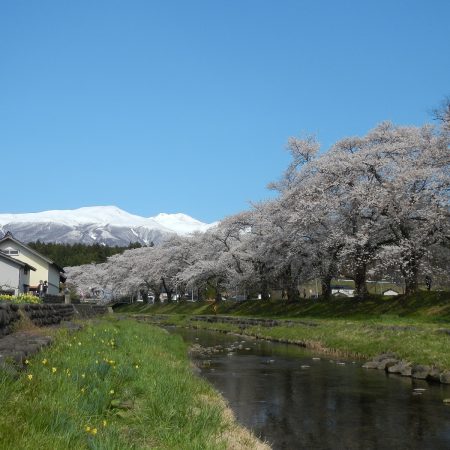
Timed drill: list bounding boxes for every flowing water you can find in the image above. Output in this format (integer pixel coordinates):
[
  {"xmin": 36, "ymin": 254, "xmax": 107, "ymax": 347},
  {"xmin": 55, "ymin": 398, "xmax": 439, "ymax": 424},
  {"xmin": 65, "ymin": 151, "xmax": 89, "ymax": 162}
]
[{"xmin": 169, "ymin": 327, "xmax": 450, "ymax": 450}]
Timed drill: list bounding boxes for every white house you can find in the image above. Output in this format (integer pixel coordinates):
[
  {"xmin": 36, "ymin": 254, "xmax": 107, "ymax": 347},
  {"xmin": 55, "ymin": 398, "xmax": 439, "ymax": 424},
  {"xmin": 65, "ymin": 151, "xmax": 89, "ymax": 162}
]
[
  {"xmin": 0, "ymin": 232, "xmax": 65, "ymax": 295},
  {"xmin": 0, "ymin": 251, "xmax": 36, "ymax": 295}
]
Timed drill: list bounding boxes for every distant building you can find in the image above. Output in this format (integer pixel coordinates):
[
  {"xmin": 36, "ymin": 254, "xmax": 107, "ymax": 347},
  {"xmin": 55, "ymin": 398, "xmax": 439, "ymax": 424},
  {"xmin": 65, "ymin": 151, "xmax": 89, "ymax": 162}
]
[
  {"xmin": 0, "ymin": 251, "xmax": 36, "ymax": 295},
  {"xmin": 331, "ymin": 285, "xmax": 355, "ymax": 297},
  {"xmin": 383, "ymin": 289, "xmax": 399, "ymax": 296},
  {"xmin": 0, "ymin": 232, "xmax": 66, "ymax": 295}
]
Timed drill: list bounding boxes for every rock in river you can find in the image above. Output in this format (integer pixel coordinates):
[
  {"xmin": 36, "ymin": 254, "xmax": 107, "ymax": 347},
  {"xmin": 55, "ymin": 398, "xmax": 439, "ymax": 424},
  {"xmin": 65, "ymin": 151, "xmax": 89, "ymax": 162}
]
[{"xmin": 440, "ymin": 371, "xmax": 450, "ymax": 384}]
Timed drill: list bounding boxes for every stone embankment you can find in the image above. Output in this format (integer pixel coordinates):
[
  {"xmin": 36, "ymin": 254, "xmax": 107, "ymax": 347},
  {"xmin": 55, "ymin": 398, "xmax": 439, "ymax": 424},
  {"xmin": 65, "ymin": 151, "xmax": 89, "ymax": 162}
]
[
  {"xmin": 0, "ymin": 302, "xmax": 109, "ymax": 376},
  {"xmin": 190, "ymin": 315, "xmax": 318, "ymax": 328},
  {"xmin": 0, "ymin": 302, "xmax": 109, "ymax": 336},
  {"xmin": 0, "ymin": 331, "xmax": 53, "ymax": 375},
  {"xmin": 134, "ymin": 314, "xmax": 318, "ymax": 329},
  {"xmin": 22, "ymin": 304, "xmax": 75, "ymax": 326},
  {"xmin": 362, "ymin": 352, "xmax": 450, "ymax": 384}
]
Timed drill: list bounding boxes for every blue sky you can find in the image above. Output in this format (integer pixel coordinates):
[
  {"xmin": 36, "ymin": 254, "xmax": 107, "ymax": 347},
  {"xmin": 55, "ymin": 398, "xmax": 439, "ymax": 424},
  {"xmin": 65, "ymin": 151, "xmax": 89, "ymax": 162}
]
[{"xmin": 1, "ymin": 1, "xmax": 449, "ymax": 223}]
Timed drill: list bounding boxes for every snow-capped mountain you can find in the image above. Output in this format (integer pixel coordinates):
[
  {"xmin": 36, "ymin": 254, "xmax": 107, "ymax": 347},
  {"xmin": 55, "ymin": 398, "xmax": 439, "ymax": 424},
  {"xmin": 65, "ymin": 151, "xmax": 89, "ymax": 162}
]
[{"xmin": 0, "ymin": 206, "xmax": 216, "ymax": 246}]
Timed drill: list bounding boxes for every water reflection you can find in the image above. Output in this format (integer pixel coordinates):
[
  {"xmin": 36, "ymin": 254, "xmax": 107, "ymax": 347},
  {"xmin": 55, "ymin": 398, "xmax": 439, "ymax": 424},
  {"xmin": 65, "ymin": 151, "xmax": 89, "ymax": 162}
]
[{"xmin": 171, "ymin": 328, "xmax": 450, "ymax": 450}]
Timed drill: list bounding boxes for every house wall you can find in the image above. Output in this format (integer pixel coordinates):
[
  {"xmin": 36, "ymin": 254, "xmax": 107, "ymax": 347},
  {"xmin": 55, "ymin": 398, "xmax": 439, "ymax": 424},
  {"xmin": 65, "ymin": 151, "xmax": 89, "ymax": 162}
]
[
  {"xmin": 47, "ymin": 266, "xmax": 61, "ymax": 295},
  {"xmin": 17, "ymin": 266, "xmax": 30, "ymax": 293},
  {"xmin": 0, "ymin": 240, "xmax": 59, "ymax": 294},
  {"xmin": 0, "ymin": 258, "xmax": 20, "ymax": 294}
]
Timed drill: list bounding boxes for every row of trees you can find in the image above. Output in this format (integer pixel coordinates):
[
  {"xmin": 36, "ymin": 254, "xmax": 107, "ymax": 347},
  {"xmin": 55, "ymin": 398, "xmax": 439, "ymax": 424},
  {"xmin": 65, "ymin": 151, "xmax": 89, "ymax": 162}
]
[
  {"xmin": 66, "ymin": 114, "xmax": 450, "ymax": 302},
  {"xmin": 29, "ymin": 241, "xmax": 144, "ymax": 267}
]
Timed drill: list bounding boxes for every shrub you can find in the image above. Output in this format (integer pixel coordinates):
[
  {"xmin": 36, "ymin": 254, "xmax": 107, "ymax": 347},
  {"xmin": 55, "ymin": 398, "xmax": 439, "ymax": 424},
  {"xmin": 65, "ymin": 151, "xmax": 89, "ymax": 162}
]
[{"xmin": 0, "ymin": 294, "xmax": 42, "ymax": 304}]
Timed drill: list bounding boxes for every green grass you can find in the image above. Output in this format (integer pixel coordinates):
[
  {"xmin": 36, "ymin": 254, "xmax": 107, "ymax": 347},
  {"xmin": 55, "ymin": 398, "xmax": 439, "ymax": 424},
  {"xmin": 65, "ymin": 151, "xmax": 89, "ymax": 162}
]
[
  {"xmin": 117, "ymin": 291, "xmax": 450, "ymax": 321},
  {"xmin": 0, "ymin": 318, "xmax": 256, "ymax": 450}
]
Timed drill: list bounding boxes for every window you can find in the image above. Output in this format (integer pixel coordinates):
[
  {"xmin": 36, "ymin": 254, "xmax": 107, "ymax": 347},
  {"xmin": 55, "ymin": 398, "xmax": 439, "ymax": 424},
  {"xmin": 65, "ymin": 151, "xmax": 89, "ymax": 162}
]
[{"xmin": 3, "ymin": 247, "xmax": 19, "ymax": 256}]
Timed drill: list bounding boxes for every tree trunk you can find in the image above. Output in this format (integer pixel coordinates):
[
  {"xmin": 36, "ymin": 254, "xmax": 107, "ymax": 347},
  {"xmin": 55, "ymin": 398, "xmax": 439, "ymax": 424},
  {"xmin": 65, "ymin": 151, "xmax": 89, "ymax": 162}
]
[
  {"xmin": 286, "ymin": 284, "xmax": 300, "ymax": 302},
  {"xmin": 321, "ymin": 276, "xmax": 332, "ymax": 300},
  {"xmin": 260, "ymin": 279, "xmax": 270, "ymax": 301},
  {"xmin": 258, "ymin": 262, "xmax": 270, "ymax": 301},
  {"xmin": 161, "ymin": 277, "xmax": 173, "ymax": 303},
  {"xmin": 280, "ymin": 264, "xmax": 299, "ymax": 302},
  {"xmin": 214, "ymin": 286, "xmax": 222, "ymax": 302},
  {"xmin": 403, "ymin": 253, "xmax": 419, "ymax": 295},
  {"xmin": 354, "ymin": 261, "xmax": 368, "ymax": 298}
]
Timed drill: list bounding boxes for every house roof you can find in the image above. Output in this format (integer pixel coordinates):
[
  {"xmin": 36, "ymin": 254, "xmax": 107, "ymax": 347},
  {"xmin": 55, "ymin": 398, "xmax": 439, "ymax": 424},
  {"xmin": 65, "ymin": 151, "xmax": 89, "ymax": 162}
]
[
  {"xmin": 0, "ymin": 232, "xmax": 64, "ymax": 273},
  {"xmin": 0, "ymin": 250, "xmax": 36, "ymax": 271}
]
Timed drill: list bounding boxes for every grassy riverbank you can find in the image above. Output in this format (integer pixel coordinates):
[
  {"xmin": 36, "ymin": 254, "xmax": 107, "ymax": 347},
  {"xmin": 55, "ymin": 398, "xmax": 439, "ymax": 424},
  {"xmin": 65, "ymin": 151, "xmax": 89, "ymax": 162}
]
[
  {"xmin": 117, "ymin": 291, "xmax": 450, "ymax": 321},
  {"xmin": 0, "ymin": 318, "xmax": 267, "ymax": 450},
  {"xmin": 117, "ymin": 292, "xmax": 450, "ymax": 370}
]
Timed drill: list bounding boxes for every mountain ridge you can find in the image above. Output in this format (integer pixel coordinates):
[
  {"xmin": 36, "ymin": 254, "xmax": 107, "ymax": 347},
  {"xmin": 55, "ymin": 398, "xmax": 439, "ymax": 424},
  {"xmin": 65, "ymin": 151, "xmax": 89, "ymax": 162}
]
[{"xmin": 0, "ymin": 206, "xmax": 216, "ymax": 246}]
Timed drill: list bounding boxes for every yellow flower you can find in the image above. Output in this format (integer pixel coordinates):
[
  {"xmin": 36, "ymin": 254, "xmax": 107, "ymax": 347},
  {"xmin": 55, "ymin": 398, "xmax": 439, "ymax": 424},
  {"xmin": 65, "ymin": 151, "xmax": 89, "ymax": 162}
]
[
  {"xmin": 85, "ymin": 426, "xmax": 91, "ymax": 432},
  {"xmin": 78, "ymin": 342, "xmax": 82, "ymax": 346},
  {"xmin": 91, "ymin": 428, "xmax": 97, "ymax": 435},
  {"xmin": 81, "ymin": 388, "xmax": 85, "ymax": 393},
  {"xmin": 109, "ymin": 389, "xmax": 114, "ymax": 394},
  {"xmin": 81, "ymin": 373, "xmax": 86, "ymax": 378},
  {"xmin": 102, "ymin": 420, "xmax": 107, "ymax": 427},
  {"xmin": 52, "ymin": 367, "xmax": 57, "ymax": 374},
  {"xmin": 42, "ymin": 358, "xmax": 48, "ymax": 365},
  {"xmin": 24, "ymin": 359, "xmax": 30, "ymax": 365},
  {"xmin": 27, "ymin": 374, "xmax": 33, "ymax": 381},
  {"xmin": 135, "ymin": 365, "xmax": 139, "ymax": 369}
]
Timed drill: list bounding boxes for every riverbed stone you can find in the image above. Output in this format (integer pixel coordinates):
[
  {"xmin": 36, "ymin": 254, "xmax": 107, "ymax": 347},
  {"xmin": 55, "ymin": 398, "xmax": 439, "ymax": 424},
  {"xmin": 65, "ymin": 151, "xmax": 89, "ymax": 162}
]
[
  {"xmin": 377, "ymin": 358, "xmax": 399, "ymax": 371},
  {"xmin": 440, "ymin": 371, "xmax": 450, "ymax": 384},
  {"xmin": 436, "ymin": 328, "xmax": 450, "ymax": 335},
  {"xmin": 373, "ymin": 352, "xmax": 397, "ymax": 362},
  {"xmin": 427, "ymin": 367, "xmax": 441, "ymax": 382},
  {"xmin": 411, "ymin": 365, "xmax": 431, "ymax": 379},
  {"xmin": 362, "ymin": 361, "xmax": 379, "ymax": 369},
  {"xmin": 400, "ymin": 365, "xmax": 412, "ymax": 376},
  {"xmin": 363, "ymin": 353, "xmax": 397, "ymax": 370},
  {"xmin": 387, "ymin": 360, "xmax": 411, "ymax": 375}
]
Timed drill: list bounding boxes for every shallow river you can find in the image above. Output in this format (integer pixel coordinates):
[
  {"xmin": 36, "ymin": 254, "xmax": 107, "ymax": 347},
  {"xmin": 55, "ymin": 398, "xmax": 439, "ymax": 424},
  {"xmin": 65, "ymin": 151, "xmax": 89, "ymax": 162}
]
[{"xmin": 169, "ymin": 327, "xmax": 450, "ymax": 450}]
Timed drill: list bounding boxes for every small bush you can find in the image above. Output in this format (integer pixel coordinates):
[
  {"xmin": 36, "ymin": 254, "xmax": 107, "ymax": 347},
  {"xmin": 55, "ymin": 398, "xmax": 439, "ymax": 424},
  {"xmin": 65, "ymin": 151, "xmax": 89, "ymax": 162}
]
[{"xmin": 0, "ymin": 294, "xmax": 42, "ymax": 304}]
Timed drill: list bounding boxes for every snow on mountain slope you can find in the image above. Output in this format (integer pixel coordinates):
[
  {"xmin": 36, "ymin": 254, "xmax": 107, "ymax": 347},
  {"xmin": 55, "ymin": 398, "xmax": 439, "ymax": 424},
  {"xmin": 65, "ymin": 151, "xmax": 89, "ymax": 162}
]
[
  {"xmin": 0, "ymin": 206, "xmax": 216, "ymax": 245},
  {"xmin": 153, "ymin": 213, "xmax": 215, "ymax": 234}
]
